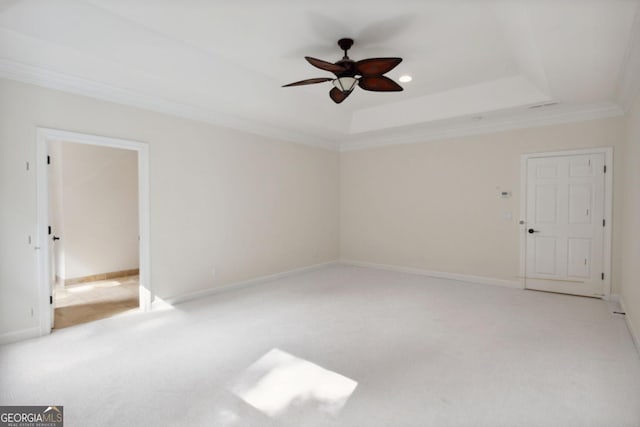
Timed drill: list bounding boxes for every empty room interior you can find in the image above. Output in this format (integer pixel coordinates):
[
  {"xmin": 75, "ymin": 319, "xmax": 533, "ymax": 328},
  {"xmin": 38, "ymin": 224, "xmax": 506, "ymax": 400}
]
[{"xmin": 1, "ymin": 1, "xmax": 640, "ymax": 426}]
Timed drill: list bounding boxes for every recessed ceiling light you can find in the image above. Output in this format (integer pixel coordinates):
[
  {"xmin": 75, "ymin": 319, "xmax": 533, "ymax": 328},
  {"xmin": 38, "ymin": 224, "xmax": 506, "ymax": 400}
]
[{"xmin": 399, "ymin": 75, "xmax": 412, "ymax": 83}]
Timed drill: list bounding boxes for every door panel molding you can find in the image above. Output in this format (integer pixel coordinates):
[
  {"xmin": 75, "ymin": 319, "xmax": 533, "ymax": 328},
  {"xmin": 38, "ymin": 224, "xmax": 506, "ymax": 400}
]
[{"xmin": 519, "ymin": 147, "xmax": 613, "ymax": 297}]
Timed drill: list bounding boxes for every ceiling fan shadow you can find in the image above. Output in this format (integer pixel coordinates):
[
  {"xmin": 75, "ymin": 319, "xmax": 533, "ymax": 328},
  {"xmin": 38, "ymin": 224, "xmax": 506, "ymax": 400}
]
[{"xmin": 356, "ymin": 14, "xmax": 417, "ymax": 45}]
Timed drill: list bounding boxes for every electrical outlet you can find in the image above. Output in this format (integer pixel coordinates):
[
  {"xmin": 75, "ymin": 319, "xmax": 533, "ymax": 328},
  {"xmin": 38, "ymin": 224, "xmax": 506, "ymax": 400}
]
[{"xmin": 211, "ymin": 267, "xmax": 216, "ymax": 278}]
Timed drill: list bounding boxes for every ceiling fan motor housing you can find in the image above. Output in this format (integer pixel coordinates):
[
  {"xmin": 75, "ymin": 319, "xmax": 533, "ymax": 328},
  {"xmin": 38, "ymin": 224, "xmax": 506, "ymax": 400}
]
[{"xmin": 335, "ymin": 59, "xmax": 357, "ymax": 78}]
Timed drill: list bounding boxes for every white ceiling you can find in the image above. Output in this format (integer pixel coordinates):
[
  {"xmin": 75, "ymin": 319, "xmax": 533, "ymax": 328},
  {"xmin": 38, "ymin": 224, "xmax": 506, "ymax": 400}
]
[{"xmin": 1, "ymin": 0, "xmax": 639, "ymax": 149}]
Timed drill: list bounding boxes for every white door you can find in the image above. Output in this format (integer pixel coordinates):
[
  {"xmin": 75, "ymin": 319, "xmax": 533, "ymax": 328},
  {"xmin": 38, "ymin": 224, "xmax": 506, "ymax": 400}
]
[
  {"xmin": 47, "ymin": 156, "xmax": 56, "ymax": 329},
  {"xmin": 48, "ymin": 229, "xmax": 55, "ymax": 328},
  {"xmin": 525, "ymin": 153, "xmax": 606, "ymax": 297}
]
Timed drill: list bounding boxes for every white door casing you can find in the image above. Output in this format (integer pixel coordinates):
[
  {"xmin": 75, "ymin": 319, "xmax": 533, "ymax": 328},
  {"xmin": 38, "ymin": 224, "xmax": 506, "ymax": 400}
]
[
  {"xmin": 36, "ymin": 128, "xmax": 152, "ymax": 336},
  {"xmin": 520, "ymin": 148, "xmax": 612, "ymax": 297}
]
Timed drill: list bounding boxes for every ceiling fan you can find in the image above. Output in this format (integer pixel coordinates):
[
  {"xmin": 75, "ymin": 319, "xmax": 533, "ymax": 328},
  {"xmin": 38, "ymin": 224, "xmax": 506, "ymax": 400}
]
[{"xmin": 283, "ymin": 38, "xmax": 403, "ymax": 104}]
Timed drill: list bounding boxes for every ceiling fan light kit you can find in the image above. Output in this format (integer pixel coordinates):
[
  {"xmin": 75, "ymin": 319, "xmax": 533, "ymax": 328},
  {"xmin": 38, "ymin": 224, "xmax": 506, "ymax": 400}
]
[
  {"xmin": 283, "ymin": 38, "xmax": 404, "ymax": 104},
  {"xmin": 333, "ymin": 76, "xmax": 357, "ymax": 93}
]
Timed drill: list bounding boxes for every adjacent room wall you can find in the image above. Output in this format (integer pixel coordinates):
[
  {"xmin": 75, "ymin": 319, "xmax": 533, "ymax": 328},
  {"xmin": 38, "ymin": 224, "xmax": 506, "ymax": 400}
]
[
  {"xmin": 54, "ymin": 142, "xmax": 139, "ymax": 281},
  {"xmin": 0, "ymin": 78, "xmax": 340, "ymax": 339},
  {"xmin": 340, "ymin": 117, "xmax": 625, "ymax": 290},
  {"xmin": 621, "ymin": 93, "xmax": 640, "ymax": 347}
]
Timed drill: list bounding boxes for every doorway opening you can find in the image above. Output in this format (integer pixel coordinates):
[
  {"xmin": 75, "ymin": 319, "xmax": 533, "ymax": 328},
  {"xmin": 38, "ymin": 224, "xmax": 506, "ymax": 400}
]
[
  {"xmin": 36, "ymin": 128, "xmax": 151, "ymax": 335},
  {"xmin": 519, "ymin": 147, "xmax": 613, "ymax": 298}
]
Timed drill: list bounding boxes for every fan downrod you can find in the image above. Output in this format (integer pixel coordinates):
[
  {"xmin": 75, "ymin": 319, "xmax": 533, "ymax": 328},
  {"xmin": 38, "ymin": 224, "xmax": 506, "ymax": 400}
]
[{"xmin": 337, "ymin": 38, "xmax": 354, "ymax": 56}]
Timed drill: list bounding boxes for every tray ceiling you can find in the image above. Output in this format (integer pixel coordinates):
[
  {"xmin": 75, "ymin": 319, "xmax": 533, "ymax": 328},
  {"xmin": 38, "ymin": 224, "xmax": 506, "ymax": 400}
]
[{"xmin": 0, "ymin": 0, "xmax": 638, "ymax": 149}]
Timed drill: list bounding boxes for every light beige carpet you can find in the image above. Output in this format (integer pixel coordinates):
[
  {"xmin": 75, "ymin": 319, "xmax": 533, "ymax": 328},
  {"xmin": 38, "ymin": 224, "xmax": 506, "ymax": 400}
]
[{"xmin": 1, "ymin": 266, "xmax": 639, "ymax": 426}]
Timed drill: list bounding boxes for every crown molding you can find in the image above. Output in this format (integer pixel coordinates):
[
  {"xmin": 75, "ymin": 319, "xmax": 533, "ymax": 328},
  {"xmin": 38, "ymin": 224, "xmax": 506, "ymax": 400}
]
[
  {"xmin": 0, "ymin": 58, "xmax": 340, "ymax": 151},
  {"xmin": 0, "ymin": 58, "xmax": 629, "ymax": 154},
  {"xmin": 340, "ymin": 102, "xmax": 625, "ymax": 152},
  {"xmin": 616, "ymin": 5, "xmax": 640, "ymax": 112}
]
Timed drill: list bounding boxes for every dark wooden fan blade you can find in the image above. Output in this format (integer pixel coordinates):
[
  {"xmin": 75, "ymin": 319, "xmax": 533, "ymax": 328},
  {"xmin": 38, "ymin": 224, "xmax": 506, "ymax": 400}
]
[
  {"xmin": 305, "ymin": 56, "xmax": 347, "ymax": 74},
  {"xmin": 282, "ymin": 77, "xmax": 333, "ymax": 87},
  {"xmin": 355, "ymin": 58, "xmax": 402, "ymax": 76},
  {"xmin": 358, "ymin": 76, "xmax": 403, "ymax": 92},
  {"xmin": 329, "ymin": 87, "xmax": 352, "ymax": 104}
]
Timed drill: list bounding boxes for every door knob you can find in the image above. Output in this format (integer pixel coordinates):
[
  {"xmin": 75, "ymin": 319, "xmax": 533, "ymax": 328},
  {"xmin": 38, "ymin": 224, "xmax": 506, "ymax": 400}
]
[
  {"xmin": 52, "ymin": 236, "xmax": 61, "ymax": 241},
  {"xmin": 528, "ymin": 228, "xmax": 539, "ymax": 234}
]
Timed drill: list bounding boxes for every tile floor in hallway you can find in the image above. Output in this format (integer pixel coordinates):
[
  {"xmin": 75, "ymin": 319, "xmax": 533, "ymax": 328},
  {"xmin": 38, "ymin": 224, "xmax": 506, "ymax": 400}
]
[{"xmin": 54, "ymin": 275, "xmax": 139, "ymax": 329}]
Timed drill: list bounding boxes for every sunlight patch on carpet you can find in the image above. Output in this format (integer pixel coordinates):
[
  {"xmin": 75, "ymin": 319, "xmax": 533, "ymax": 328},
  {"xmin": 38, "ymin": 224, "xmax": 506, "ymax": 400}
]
[{"xmin": 230, "ymin": 348, "xmax": 357, "ymax": 417}]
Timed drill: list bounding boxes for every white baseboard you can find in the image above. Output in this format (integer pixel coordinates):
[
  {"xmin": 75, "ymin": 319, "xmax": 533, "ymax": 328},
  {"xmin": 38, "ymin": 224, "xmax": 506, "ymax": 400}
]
[
  {"xmin": 158, "ymin": 260, "xmax": 340, "ymax": 306},
  {"xmin": 0, "ymin": 327, "xmax": 41, "ymax": 346},
  {"xmin": 340, "ymin": 259, "xmax": 522, "ymax": 289},
  {"xmin": 605, "ymin": 293, "xmax": 621, "ymax": 303},
  {"xmin": 619, "ymin": 297, "xmax": 640, "ymax": 356}
]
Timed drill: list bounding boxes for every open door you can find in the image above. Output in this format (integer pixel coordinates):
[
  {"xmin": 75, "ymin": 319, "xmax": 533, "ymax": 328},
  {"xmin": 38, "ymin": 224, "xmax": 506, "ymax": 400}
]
[
  {"xmin": 37, "ymin": 127, "xmax": 152, "ymax": 338},
  {"xmin": 48, "ymin": 226, "xmax": 56, "ymax": 328},
  {"xmin": 47, "ymin": 151, "xmax": 58, "ymax": 330}
]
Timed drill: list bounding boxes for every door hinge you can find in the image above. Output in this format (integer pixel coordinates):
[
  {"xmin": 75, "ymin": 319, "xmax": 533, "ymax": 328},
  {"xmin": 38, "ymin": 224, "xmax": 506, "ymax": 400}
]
[
  {"xmin": 603, "ymin": 165, "xmax": 607, "ymax": 173},
  {"xmin": 47, "ymin": 155, "xmax": 50, "ymax": 165},
  {"xmin": 601, "ymin": 272, "xmax": 605, "ymax": 280},
  {"xmin": 49, "ymin": 296, "xmax": 53, "ymax": 304},
  {"xmin": 603, "ymin": 219, "xmax": 606, "ymax": 227},
  {"xmin": 48, "ymin": 226, "xmax": 51, "ymax": 235}
]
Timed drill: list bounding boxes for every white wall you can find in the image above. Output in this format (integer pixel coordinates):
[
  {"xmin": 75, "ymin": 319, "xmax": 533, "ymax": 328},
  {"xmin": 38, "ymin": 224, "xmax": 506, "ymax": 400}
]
[
  {"xmin": 0, "ymin": 78, "xmax": 340, "ymax": 338},
  {"xmin": 53, "ymin": 142, "xmax": 139, "ymax": 280},
  {"xmin": 341, "ymin": 117, "xmax": 625, "ymax": 290},
  {"xmin": 620, "ymin": 93, "xmax": 640, "ymax": 346},
  {"xmin": 1, "ymin": 75, "xmax": 635, "ymax": 346}
]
